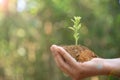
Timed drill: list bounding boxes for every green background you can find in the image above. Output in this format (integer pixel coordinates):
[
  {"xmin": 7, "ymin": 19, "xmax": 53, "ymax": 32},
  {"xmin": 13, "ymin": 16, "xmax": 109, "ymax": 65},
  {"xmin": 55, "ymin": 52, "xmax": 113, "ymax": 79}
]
[{"xmin": 0, "ymin": 0, "xmax": 120, "ymax": 80}]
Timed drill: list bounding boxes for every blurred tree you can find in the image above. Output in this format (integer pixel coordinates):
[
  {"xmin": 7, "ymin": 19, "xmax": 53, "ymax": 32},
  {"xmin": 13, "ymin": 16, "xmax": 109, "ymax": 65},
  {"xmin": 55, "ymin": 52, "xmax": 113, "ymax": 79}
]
[{"xmin": 0, "ymin": 0, "xmax": 120, "ymax": 80}]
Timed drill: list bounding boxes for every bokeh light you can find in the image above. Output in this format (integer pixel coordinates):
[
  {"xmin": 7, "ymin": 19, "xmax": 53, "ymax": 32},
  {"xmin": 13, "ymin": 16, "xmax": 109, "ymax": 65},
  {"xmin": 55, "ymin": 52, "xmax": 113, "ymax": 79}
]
[{"xmin": 0, "ymin": 0, "xmax": 120, "ymax": 80}]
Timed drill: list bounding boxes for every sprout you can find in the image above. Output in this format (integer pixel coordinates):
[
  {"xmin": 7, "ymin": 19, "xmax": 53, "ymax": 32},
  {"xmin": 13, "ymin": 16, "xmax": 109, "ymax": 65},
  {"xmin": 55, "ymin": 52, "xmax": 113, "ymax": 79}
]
[{"xmin": 69, "ymin": 16, "xmax": 82, "ymax": 45}]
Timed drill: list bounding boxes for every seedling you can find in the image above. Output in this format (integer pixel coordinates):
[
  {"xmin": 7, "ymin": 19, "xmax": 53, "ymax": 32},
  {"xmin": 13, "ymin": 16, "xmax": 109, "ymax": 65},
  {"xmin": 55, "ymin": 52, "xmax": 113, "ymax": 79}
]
[
  {"xmin": 63, "ymin": 16, "xmax": 97, "ymax": 62},
  {"xmin": 69, "ymin": 16, "xmax": 82, "ymax": 45}
]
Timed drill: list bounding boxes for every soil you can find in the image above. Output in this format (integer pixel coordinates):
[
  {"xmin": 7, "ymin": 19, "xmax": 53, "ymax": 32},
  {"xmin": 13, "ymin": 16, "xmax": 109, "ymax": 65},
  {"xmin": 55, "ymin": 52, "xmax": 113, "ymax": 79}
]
[{"xmin": 62, "ymin": 45, "xmax": 98, "ymax": 62}]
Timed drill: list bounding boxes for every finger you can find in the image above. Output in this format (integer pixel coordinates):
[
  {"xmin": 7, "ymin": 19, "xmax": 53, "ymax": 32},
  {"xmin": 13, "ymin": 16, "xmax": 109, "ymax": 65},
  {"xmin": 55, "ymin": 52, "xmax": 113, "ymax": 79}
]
[
  {"xmin": 56, "ymin": 46, "xmax": 78, "ymax": 66},
  {"xmin": 50, "ymin": 45, "xmax": 59, "ymax": 57},
  {"xmin": 54, "ymin": 51, "xmax": 72, "ymax": 76},
  {"xmin": 50, "ymin": 45, "xmax": 72, "ymax": 75}
]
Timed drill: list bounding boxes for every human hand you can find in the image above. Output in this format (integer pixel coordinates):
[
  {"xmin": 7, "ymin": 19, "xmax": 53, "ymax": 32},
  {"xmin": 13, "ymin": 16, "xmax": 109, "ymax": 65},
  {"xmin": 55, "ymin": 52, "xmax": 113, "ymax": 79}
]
[{"xmin": 50, "ymin": 45, "xmax": 110, "ymax": 80}]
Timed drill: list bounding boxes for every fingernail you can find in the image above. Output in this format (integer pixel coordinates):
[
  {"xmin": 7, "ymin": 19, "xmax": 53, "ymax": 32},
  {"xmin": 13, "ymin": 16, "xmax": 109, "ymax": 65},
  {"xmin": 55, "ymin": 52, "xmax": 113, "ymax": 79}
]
[
  {"xmin": 52, "ymin": 44, "xmax": 57, "ymax": 46},
  {"xmin": 50, "ymin": 45, "xmax": 57, "ymax": 50}
]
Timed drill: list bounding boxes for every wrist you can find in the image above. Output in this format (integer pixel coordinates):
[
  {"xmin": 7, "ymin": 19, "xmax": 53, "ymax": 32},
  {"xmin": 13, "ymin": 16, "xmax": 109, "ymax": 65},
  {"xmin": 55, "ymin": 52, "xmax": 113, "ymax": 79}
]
[
  {"xmin": 103, "ymin": 58, "xmax": 120, "ymax": 77},
  {"xmin": 92, "ymin": 58, "xmax": 111, "ymax": 75},
  {"xmin": 102, "ymin": 58, "xmax": 112, "ymax": 75}
]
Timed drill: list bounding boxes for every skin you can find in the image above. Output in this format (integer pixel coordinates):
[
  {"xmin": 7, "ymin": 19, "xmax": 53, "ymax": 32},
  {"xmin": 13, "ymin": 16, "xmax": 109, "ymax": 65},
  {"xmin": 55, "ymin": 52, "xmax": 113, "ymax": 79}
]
[{"xmin": 50, "ymin": 45, "xmax": 120, "ymax": 80}]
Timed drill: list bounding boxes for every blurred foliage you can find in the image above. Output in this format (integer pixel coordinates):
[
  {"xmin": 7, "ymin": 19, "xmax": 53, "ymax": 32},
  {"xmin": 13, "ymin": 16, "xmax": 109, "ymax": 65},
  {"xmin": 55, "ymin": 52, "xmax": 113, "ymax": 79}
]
[{"xmin": 0, "ymin": 0, "xmax": 120, "ymax": 80}]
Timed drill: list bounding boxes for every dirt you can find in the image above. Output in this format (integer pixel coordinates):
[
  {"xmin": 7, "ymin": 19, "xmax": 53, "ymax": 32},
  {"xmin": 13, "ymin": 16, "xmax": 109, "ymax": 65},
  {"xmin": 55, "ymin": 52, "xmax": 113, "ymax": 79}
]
[{"xmin": 62, "ymin": 45, "xmax": 98, "ymax": 62}]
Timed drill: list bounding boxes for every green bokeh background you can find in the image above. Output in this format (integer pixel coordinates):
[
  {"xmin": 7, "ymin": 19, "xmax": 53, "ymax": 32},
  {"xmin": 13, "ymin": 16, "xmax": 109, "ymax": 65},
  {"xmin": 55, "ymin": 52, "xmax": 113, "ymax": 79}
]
[{"xmin": 0, "ymin": 0, "xmax": 120, "ymax": 80}]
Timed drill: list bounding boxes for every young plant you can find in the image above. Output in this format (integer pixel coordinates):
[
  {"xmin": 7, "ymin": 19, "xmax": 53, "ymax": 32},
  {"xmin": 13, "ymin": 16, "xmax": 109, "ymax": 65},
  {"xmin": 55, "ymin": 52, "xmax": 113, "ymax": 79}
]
[{"xmin": 69, "ymin": 16, "xmax": 82, "ymax": 45}]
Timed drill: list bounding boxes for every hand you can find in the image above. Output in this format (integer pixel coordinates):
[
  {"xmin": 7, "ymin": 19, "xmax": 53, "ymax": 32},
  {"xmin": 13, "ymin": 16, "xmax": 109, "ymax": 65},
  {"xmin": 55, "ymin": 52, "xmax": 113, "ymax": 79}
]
[{"xmin": 50, "ymin": 45, "xmax": 110, "ymax": 80}]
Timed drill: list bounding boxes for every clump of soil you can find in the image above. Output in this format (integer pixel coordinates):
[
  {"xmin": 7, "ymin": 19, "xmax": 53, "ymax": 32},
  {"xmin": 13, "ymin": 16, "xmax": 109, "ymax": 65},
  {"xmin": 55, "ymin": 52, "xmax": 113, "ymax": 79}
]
[{"xmin": 62, "ymin": 45, "xmax": 97, "ymax": 62}]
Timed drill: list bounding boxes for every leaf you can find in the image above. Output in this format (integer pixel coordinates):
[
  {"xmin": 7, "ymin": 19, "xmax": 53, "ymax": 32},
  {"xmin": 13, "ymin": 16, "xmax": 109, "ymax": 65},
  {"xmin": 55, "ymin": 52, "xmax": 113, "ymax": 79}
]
[
  {"xmin": 68, "ymin": 27, "xmax": 75, "ymax": 31},
  {"xmin": 75, "ymin": 33, "xmax": 79, "ymax": 37},
  {"xmin": 73, "ymin": 25, "xmax": 76, "ymax": 28},
  {"xmin": 71, "ymin": 19, "xmax": 75, "ymax": 23},
  {"xmin": 74, "ymin": 33, "xmax": 79, "ymax": 38},
  {"xmin": 77, "ymin": 24, "xmax": 81, "ymax": 30}
]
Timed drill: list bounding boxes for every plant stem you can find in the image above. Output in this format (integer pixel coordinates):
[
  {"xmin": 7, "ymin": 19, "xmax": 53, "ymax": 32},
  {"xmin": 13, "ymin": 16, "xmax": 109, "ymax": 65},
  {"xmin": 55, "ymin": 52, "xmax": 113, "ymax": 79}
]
[
  {"xmin": 75, "ymin": 39, "xmax": 77, "ymax": 45},
  {"xmin": 69, "ymin": 16, "xmax": 81, "ymax": 45}
]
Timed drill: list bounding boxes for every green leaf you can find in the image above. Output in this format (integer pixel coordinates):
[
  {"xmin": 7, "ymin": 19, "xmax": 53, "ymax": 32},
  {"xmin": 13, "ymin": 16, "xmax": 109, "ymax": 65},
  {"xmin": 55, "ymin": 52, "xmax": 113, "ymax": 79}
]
[
  {"xmin": 77, "ymin": 24, "xmax": 81, "ymax": 30},
  {"xmin": 71, "ymin": 19, "xmax": 75, "ymax": 23},
  {"xmin": 68, "ymin": 27, "xmax": 75, "ymax": 31}
]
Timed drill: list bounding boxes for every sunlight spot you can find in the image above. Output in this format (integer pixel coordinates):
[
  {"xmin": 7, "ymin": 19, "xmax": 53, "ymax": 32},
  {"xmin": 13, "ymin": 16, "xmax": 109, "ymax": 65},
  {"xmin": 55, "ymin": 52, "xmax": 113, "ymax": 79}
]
[
  {"xmin": 0, "ymin": 0, "xmax": 3, "ymax": 4},
  {"xmin": 16, "ymin": 28, "xmax": 26, "ymax": 37},
  {"xmin": 17, "ymin": 0, "xmax": 26, "ymax": 12},
  {"xmin": 17, "ymin": 47, "xmax": 26, "ymax": 56}
]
